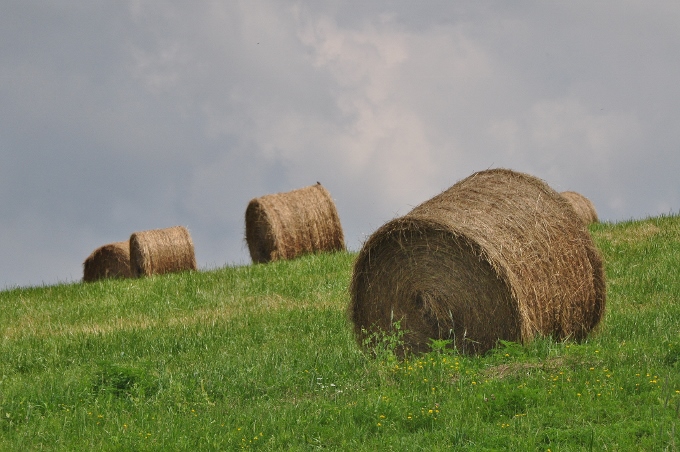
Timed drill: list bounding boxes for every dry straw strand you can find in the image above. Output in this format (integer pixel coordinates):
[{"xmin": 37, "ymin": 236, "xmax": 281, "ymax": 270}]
[
  {"xmin": 561, "ymin": 191, "xmax": 599, "ymax": 225},
  {"xmin": 350, "ymin": 168, "xmax": 606, "ymax": 356},
  {"xmin": 245, "ymin": 182, "xmax": 345, "ymax": 263},
  {"xmin": 83, "ymin": 241, "xmax": 132, "ymax": 282},
  {"xmin": 129, "ymin": 226, "xmax": 197, "ymax": 277}
]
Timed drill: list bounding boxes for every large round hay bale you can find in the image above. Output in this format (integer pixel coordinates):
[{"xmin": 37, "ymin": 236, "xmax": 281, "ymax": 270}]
[
  {"xmin": 350, "ymin": 169, "xmax": 606, "ymax": 356},
  {"xmin": 129, "ymin": 226, "xmax": 197, "ymax": 277},
  {"xmin": 83, "ymin": 241, "xmax": 132, "ymax": 282},
  {"xmin": 561, "ymin": 191, "xmax": 599, "ymax": 225},
  {"xmin": 245, "ymin": 182, "xmax": 345, "ymax": 263}
]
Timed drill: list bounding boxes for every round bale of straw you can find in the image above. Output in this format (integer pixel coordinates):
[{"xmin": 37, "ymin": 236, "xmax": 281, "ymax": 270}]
[
  {"xmin": 83, "ymin": 241, "xmax": 132, "ymax": 282},
  {"xmin": 245, "ymin": 182, "xmax": 345, "ymax": 263},
  {"xmin": 561, "ymin": 191, "xmax": 599, "ymax": 225},
  {"xmin": 350, "ymin": 169, "xmax": 606, "ymax": 356},
  {"xmin": 129, "ymin": 226, "xmax": 197, "ymax": 277}
]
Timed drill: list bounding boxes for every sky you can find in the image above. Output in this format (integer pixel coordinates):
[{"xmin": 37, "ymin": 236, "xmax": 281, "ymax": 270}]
[{"xmin": 2, "ymin": 1, "xmax": 679, "ymax": 289}]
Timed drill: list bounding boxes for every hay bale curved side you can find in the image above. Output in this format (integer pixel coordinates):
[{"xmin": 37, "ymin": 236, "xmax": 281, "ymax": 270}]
[
  {"xmin": 350, "ymin": 168, "xmax": 606, "ymax": 355},
  {"xmin": 245, "ymin": 182, "xmax": 345, "ymax": 263},
  {"xmin": 350, "ymin": 217, "xmax": 521, "ymax": 355},
  {"xmin": 83, "ymin": 241, "xmax": 132, "ymax": 282},
  {"xmin": 129, "ymin": 226, "xmax": 197, "ymax": 277},
  {"xmin": 561, "ymin": 191, "xmax": 599, "ymax": 225}
]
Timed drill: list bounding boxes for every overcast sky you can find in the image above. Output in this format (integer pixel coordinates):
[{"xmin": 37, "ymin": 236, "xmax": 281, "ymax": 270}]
[{"xmin": 2, "ymin": 1, "xmax": 679, "ymax": 289}]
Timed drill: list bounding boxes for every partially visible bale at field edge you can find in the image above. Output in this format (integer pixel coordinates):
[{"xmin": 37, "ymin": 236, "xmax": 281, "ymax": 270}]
[
  {"xmin": 83, "ymin": 241, "xmax": 132, "ymax": 282},
  {"xmin": 129, "ymin": 226, "xmax": 197, "ymax": 277},
  {"xmin": 561, "ymin": 191, "xmax": 599, "ymax": 225},
  {"xmin": 350, "ymin": 168, "xmax": 606, "ymax": 356},
  {"xmin": 245, "ymin": 182, "xmax": 345, "ymax": 263}
]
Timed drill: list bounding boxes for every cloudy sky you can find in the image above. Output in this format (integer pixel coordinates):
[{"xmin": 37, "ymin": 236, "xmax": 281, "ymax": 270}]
[{"xmin": 2, "ymin": 1, "xmax": 679, "ymax": 289}]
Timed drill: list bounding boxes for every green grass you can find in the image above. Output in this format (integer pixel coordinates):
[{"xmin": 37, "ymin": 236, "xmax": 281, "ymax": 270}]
[{"xmin": 2, "ymin": 215, "xmax": 680, "ymax": 450}]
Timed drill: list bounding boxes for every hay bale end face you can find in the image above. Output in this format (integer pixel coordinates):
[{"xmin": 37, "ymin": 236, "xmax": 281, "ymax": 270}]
[
  {"xmin": 245, "ymin": 182, "xmax": 345, "ymax": 263},
  {"xmin": 561, "ymin": 191, "xmax": 599, "ymax": 225},
  {"xmin": 83, "ymin": 241, "xmax": 132, "ymax": 282},
  {"xmin": 129, "ymin": 226, "xmax": 197, "ymax": 277},
  {"xmin": 350, "ymin": 169, "xmax": 606, "ymax": 356}
]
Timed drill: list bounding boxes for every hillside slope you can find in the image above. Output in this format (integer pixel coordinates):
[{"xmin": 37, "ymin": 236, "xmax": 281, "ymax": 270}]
[{"xmin": 2, "ymin": 215, "xmax": 680, "ymax": 450}]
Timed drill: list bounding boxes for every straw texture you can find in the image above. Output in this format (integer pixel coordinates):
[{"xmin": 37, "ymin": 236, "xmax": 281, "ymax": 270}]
[
  {"xmin": 129, "ymin": 226, "xmax": 197, "ymax": 277},
  {"xmin": 245, "ymin": 182, "xmax": 345, "ymax": 263},
  {"xmin": 83, "ymin": 241, "xmax": 132, "ymax": 282},
  {"xmin": 561, "ymin": 191, "xmax": 599, "ymax": 225},
  {"xmin": 350, "ymin": 169, "xmax": 606, "ymax": 355}
]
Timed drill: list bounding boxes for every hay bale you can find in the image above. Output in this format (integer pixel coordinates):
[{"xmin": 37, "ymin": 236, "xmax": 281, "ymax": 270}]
[
  {"xmin": 350, "ymin": 169, "xmax": 606, "ymax": 356},
  {"xmin": 83, "ymin": 241, "xmax": 132, "ymax": 282},
  {"xmin": 129, "ymin": 226, "xmax": 197, "ymax": 277},
  {"xmin": 561, "ymin": 191, "xmax": 599, "ymax": 225},
  {"xmin": 245, "ymin": 182, "xmax": 345, "ymax": 263}
]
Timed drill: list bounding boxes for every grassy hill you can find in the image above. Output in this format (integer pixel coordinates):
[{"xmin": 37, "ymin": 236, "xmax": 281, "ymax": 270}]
[{"xmin": 2, "ymin": 215, "xmax": 680, "ymax": 450}]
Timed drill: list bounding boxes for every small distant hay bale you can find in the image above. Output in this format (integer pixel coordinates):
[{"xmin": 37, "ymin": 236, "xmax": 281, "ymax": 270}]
[
  {"xmin": 561, "ymin": 191, "xmax": 599, "ymax": 225},
  {"xmin": 129, "ymin": 226, "xmax": 197, "ymax": 277},
  {"xmin": 83, "ymin": 241, "xmax": 132, "ymax": 282},
  {"xmin": 350, "ymin": 169, "xmax": 606, "ymax": 356},
  {"xmin": 245, "ymin": 182, "xmax": 345, "ymax": 263}
]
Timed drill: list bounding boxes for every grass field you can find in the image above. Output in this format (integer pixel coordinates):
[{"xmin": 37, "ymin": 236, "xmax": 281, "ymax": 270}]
[{"xmin": 2, "ymin": 215, "xmax": 680, "ymax": 450}]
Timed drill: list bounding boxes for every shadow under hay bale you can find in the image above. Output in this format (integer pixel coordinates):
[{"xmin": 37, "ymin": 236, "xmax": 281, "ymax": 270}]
[
  {"xmin": 350, "ymin": 169, "xmax": 606, "ymax": 356},
  {"xmin": 245, "ymin": 182, "xmax": 345, "ymax": 263},
  {"xmin": 129, "ymin": 226, "xmax": 197, "ymax": 278},
  {"xmin": 83, "ymin": 241, "xmax": 132, "ymax": 282},
  {"xmin": 561, "ymin": 191, "xmax": 599, "ymax": 225}
]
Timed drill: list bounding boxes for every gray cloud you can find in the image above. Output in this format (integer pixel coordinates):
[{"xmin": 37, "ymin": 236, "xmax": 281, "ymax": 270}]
[{"xmin": 2, "ymin": 1, "xmax": 679, "ymax": 288}]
